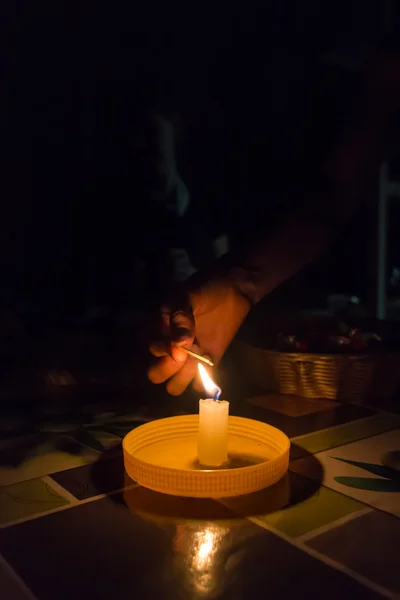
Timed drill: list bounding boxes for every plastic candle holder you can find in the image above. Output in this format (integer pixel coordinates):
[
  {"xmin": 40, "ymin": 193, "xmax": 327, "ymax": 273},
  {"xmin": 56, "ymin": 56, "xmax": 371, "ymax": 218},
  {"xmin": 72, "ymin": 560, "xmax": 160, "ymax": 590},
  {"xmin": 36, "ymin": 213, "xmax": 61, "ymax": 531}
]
[{"xmin": 123, "ymin": 415, "xmax": 290, "ymax": 498}]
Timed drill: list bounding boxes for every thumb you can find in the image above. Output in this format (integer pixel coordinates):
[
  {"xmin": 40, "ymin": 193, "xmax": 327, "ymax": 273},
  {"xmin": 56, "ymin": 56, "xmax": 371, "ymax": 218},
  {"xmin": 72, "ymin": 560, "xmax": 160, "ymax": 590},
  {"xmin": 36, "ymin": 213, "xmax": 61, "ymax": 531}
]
[{"xmin": 170, "ymin": 309, "xmax": 195, "ymax": 362}]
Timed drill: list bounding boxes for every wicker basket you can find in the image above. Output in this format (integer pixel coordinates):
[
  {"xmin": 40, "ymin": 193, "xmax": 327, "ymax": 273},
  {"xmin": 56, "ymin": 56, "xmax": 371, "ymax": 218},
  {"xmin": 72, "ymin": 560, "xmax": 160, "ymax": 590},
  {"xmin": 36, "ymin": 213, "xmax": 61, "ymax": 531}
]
[{"xmin": 267, "ymin": 350, "xmax": 375, "ymax": 401}]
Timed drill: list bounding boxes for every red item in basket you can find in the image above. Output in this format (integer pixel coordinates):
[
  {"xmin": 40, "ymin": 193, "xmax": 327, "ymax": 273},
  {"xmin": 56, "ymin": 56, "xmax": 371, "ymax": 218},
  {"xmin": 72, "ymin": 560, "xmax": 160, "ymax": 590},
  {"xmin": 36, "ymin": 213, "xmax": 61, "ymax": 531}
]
[
  {"xmin": 350, "ymin": 338, "xmax": 368, "ymax": 351},
  {"xmin": 296, "ymin": 342, "xmax": 308, "ymax": 351}
]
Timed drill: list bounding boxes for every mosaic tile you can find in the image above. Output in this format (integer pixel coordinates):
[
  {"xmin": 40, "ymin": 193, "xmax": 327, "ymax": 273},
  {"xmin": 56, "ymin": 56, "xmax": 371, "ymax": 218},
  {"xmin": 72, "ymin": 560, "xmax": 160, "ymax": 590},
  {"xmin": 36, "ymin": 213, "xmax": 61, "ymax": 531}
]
[
  {"xmin": 51, "ymin": 452, "xmax": 132, "ymax": 500},
  {"xmin": 291, "ymin": 412, "xmax": 400, "ymax": 455},
  {"xmin": 0, "ymin": 407, "xmax": 148, "ymax": 488},
  {"xmin": 0, "ymin": 436, "xmax": 100, "ymax": 488},
  {"xmin": 240, "ymin": 401, "xmax": 375, "ymax": 439},
  {"xmin": 307, "ymin": 509, "xmax": 400, "ymax": 594},
  {"xmin": 0, "ymin": 491, "xmax": 382, "ymax": 600},
  {"xmin": 0, "ymin": 427, "xmax": 126, "ymax": 488},
  {"xmin": 248, "ymin": 393, "xmax": 338, "ymax": 417},
  {"xmin": 0, "ymin": 478, "xmax": 69, "ymax": 527},
  {"xmin": 222, "ymin": 472, "xmax": 365, "ymax": 538},
  {"xmin": 291, "ymin": 428, "xmax": 400, "ymax": 517},
  {"xmin": 0, "ymin": 554, "xmax": 35, "ymax": 600}
]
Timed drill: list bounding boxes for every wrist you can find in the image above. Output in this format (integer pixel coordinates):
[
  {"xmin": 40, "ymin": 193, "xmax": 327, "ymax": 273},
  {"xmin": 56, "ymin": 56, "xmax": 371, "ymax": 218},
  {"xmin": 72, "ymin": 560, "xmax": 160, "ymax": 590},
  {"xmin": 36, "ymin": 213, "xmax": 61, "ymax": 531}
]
[
  {"xmin": 228, "ymin": 265, "xmax": 269, "ymax": 306},
  {"xmin": 185, "ymin": 255, "xmax": 266, "ymax": 312},
  {"xmin": 201, "ymin": 248, "xmax": 273, "ymax": 307}
]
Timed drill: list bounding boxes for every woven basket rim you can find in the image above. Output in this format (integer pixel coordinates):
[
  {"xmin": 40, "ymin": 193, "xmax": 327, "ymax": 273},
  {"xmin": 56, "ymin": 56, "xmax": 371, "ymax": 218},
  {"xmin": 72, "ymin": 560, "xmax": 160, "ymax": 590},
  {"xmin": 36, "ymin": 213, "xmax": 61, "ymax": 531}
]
[{"xmin": 264, "ymin": 349, "xmax": 375, "ymax": 359}]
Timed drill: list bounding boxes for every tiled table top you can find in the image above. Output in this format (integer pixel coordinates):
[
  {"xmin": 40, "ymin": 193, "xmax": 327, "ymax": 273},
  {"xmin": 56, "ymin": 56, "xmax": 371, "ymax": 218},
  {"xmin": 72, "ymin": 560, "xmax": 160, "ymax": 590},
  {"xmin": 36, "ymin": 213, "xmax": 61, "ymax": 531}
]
[{"xmin": 0, "ymin": 387, "xmax": 399, "ymax": 600}]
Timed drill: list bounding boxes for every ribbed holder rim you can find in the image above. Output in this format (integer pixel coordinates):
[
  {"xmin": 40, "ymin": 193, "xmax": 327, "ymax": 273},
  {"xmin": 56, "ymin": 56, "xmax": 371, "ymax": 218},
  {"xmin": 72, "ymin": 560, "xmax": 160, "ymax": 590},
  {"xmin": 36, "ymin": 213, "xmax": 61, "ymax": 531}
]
[{"xmin": 123, "ymin": 415, "xmax": 290, "ymax": 498}]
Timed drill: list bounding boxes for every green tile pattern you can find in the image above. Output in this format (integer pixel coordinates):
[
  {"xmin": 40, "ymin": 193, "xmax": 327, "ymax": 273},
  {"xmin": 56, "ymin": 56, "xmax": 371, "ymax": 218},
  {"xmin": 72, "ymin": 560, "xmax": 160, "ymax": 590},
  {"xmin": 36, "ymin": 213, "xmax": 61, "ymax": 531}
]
[
  {"xmin": 0, "ymin": 478, "xmax": 69, "ymax": 526},
  {"xmin": 292, "ymin": 413, "xmax": 400, "ymax": 455}
]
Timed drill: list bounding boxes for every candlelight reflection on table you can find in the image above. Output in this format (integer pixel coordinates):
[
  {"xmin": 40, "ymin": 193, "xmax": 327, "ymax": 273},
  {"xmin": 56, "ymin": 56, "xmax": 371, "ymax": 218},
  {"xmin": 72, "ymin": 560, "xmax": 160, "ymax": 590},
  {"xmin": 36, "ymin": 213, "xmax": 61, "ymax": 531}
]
[{"xmin": 173, "ymin": 523, "xmax": 227, "ymax": 596}]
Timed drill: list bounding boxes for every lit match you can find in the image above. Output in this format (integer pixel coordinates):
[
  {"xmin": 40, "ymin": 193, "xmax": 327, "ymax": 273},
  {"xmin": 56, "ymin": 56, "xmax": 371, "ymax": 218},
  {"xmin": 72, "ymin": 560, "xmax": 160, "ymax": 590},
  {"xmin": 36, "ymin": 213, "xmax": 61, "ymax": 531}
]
[{"xmin": 174, "ymin": 345, "xmax": 214, "ymax": 367}]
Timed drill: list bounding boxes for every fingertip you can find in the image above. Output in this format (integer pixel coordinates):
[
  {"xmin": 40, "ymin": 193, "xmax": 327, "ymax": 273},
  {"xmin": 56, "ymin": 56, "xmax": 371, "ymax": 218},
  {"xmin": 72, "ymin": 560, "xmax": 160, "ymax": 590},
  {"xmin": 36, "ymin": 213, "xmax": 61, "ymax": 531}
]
[
  {"xmin": 170, "ymin": 344, "xmax": 188, "ymax": 363},
  {"xmin": 171, "ymin": 311, "xmax": 195, "ymax": 342},
  {"xmin": 165, "ymin": 356, "xmax": 197, "ymax": 396},
  {"xmin": 147, "ymin": 365, "xmax": 161, "ymax": 384},
  {"xmin": 147, "ymin": 359, "xmax": 171, "ymax": 384},
  {"xmin": 166, "ymin": 381, "xmax": 184, "ymax": 396},
  {"xmin": 149, "ymin": 342, "xmax": 167, "ymax": 358}
]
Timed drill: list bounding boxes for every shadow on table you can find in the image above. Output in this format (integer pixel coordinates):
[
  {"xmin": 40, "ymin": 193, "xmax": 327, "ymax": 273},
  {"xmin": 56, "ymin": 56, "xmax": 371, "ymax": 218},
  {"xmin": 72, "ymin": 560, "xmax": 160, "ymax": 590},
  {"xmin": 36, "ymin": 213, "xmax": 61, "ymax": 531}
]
[{"xmin": 90, "ymin": 443, "xmax": 323, "ymax": 523}]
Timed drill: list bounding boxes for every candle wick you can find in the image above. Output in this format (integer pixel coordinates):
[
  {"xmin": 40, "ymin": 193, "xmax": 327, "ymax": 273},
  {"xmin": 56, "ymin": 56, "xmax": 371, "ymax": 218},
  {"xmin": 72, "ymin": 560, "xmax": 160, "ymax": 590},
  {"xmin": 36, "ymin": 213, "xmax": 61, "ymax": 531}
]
[{"xmin": 213, "ymin": 388, "xmax": 221, "ymax": 402}]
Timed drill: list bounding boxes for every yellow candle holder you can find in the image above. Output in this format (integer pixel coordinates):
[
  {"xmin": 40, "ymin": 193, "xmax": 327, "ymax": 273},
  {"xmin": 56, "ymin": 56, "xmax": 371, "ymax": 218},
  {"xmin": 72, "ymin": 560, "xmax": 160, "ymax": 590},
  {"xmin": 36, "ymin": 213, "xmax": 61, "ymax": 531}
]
[{"xmin": 123, "ymin": 415, "xmax": 290, "ymax": 498}]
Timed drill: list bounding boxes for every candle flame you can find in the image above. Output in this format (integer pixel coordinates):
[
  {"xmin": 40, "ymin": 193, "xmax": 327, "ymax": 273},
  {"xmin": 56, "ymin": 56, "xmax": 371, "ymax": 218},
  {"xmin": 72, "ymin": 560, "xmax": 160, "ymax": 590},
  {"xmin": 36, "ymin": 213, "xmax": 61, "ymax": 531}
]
[{"xmin": 198, "ymin": 363, "xmax": 221, "ymax": 400}]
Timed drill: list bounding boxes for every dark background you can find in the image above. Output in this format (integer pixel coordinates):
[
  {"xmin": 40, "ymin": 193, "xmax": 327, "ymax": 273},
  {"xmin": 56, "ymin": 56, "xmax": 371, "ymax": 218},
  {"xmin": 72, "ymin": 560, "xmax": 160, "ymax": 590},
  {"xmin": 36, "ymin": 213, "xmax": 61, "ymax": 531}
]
[{"xmin": 1, "ymin": 0, "xmax": 400, "ymax": 318}]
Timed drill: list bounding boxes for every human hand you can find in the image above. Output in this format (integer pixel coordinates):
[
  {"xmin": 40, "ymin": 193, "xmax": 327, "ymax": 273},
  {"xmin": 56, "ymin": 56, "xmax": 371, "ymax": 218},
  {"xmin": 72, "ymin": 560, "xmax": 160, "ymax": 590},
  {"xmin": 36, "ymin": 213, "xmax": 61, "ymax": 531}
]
[{"xmin": 147, "ymin": 274, "xmax": 251, "ymax": 395}]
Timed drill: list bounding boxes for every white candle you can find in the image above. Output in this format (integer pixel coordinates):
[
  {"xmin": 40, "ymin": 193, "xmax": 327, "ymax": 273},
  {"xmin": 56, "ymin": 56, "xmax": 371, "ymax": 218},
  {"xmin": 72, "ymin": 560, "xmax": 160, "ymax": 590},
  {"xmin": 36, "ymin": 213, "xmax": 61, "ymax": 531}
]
[
  {"xmin": 197, "ymin": 364, "xmax": 229, "ymax": 467},
  {"xmin": 198, "ymin": 398, "xmax": 229, "ymax": 467}
]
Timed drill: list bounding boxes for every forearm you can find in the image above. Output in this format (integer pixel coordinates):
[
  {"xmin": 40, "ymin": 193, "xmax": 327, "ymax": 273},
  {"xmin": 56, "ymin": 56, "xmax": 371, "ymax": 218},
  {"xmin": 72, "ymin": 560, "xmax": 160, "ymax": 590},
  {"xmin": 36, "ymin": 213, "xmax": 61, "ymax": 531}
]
[
  {"xmin": 230, "ymin": 47, "xmax": 400, "ymax": 305},
  {"xmin": 229, "ymin": 166, "xmax": 376, "ymax": 306},
  {"xmin": 229, "ymin": 215, "xmax": 334, "ymax": 305},
  {"xmin": 229, "ymin": 143, "xmax": 383, "ymax": 305}
]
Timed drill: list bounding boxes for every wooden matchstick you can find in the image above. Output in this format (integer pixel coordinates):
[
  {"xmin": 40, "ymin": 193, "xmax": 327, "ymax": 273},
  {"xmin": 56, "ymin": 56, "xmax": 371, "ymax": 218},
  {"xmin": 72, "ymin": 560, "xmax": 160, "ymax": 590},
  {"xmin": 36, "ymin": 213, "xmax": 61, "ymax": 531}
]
[{"xmin": 174, "ymin": 345, "xmax": 214, "ymax": 366}]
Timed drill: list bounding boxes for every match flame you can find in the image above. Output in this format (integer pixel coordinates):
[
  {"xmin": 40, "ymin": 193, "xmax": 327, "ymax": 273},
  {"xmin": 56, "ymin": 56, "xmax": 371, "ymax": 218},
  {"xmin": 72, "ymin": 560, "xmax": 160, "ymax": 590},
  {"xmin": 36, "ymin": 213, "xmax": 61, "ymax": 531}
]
[{"xmin": 198, "ymin": 363, "xmax": 221, "ymax": 400}]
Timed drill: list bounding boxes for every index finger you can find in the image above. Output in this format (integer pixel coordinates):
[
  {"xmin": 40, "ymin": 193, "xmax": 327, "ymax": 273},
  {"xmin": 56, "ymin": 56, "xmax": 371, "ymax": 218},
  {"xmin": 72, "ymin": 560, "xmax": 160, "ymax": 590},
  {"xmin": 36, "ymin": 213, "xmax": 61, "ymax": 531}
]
[
  {"xmin": 170, "ymin": 308, "xmax": 195, "ymax": 362},
  {"xmin": 169, "ymin": 290, "xmax": 195, "ymax": 361}
]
